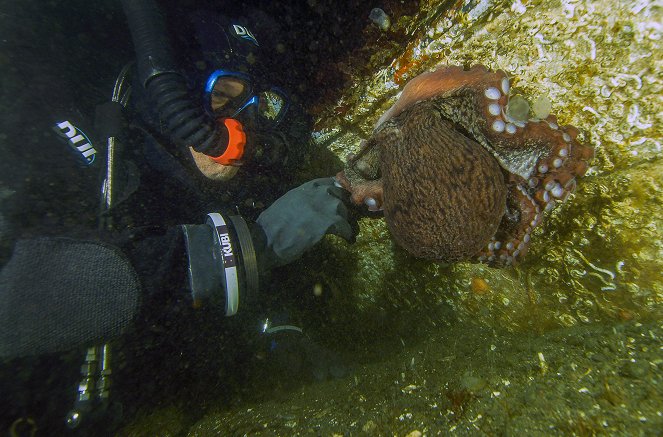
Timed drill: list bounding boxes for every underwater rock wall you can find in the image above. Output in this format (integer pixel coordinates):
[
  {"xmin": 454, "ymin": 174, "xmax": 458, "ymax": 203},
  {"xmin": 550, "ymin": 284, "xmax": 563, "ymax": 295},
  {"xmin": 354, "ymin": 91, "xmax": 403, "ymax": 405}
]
[
  {"xmin": 311, "ymin": 0, "xmax": 662, "ymax": 333},
  {"xmin": 118, "ymin": 2, "xmax": 661, "ymax": 434}
]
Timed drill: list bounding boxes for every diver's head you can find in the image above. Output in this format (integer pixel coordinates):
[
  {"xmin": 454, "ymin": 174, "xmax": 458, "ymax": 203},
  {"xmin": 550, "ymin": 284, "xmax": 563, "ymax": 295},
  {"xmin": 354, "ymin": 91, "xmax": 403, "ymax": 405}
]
[
  {"xmin": 188, "ymin": 11, "xmax": 290, "ymax": 133},
  {"xmin": 181, "ymin": 10, "xmax": 312, "ymax": 171}
]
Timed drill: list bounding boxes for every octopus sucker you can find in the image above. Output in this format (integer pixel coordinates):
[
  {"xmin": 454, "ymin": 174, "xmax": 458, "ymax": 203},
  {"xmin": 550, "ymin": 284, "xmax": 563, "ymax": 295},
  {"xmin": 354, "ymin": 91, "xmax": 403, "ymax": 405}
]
[{"xmin": 337, "ymin": 65, "xmax": 594, "ymax": 267}]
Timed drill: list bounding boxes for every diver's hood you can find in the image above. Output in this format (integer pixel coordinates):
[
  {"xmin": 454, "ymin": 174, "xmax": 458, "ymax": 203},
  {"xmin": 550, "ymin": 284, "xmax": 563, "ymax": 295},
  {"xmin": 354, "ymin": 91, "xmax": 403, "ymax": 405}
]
[{"xmin": 188, "ymin": 10, "xmax": 263, "ymax": 77}]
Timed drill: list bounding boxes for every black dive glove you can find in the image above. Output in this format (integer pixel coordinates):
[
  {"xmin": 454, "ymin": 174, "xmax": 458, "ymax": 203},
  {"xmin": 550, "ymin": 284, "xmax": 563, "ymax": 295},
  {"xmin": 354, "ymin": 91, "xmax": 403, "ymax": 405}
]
[{"xmin": 256, "ymin": 177, "xmax": 355, "ymax": 268}]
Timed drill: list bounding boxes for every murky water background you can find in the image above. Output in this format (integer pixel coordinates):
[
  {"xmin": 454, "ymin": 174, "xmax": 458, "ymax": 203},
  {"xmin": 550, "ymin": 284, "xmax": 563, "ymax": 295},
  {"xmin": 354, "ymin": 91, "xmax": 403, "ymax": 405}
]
[{"xmin": 1, "ymin": 0, "xmax": 661, "ymax": 435}]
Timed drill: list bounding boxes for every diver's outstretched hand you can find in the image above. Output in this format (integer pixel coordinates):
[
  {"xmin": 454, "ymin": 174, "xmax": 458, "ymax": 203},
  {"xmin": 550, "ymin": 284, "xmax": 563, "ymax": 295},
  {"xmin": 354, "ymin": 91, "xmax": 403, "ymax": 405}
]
[{"xmin": 257, "ymin": 177, "xmax": 356, "ymax": 268}]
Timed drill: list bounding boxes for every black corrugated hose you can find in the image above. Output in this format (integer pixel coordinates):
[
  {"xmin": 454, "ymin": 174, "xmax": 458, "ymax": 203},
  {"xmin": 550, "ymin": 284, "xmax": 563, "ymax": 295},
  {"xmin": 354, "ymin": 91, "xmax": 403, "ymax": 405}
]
[{"xmin": 121, "ymin": 0, "xmax": 228, "ymax": 156}]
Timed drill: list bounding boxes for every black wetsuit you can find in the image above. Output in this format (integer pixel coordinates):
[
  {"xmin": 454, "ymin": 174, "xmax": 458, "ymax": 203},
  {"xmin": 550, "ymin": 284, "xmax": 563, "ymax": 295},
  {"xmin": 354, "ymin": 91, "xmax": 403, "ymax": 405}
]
[
  {"xmin": 0, "ymin": 4, "xmax": 241, "ymax": 432},
  {"xmin": 0, "ymin": 1, "xmax": 334, "ymax": 432}
]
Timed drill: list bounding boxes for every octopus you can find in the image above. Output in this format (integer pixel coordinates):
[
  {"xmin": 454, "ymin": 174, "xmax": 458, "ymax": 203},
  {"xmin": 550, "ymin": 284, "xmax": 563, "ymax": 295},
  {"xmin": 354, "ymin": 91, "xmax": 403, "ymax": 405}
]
[{"xmin": 336, "ymin": 65, "xmax": 594, "ymax": 267}]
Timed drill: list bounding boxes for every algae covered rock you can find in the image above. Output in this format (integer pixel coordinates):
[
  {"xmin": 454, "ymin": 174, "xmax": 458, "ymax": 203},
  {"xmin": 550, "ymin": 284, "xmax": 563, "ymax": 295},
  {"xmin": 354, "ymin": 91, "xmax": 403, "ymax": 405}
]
[{"xmin": 309, "ymin": 0, "xmax": 662, "ymax": 332}]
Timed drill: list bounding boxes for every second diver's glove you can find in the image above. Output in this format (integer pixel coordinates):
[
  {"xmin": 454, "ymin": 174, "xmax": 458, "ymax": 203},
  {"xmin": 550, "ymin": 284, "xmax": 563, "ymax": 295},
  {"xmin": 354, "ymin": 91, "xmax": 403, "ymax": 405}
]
[
  {"xmin": 256, "ymin": 177, "xmax": 355, "ymax": 268},
  {"xmin": 259, "ymin": 317, "xmax": 348, "ymax": 381}
]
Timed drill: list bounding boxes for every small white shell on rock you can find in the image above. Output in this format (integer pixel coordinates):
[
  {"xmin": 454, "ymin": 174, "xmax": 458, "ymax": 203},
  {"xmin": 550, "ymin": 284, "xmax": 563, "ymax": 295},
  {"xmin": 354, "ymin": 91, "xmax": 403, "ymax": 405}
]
[{"xmin": 369, "ymin": 8, "xmax": 391, "ymax": 31}]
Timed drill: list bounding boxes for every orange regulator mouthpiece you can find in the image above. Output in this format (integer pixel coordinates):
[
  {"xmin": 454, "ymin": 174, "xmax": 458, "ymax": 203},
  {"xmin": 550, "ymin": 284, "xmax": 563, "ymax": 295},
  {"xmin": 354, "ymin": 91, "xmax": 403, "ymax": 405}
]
[{"xmin": 210, "ymin": 118, "xmax": 246, "ymax": 166}]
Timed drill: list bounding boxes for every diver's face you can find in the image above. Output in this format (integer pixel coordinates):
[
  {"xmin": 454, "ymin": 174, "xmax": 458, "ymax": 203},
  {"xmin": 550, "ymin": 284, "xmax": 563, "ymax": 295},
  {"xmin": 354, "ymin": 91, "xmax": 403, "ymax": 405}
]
[
  {"xmin": 205, "ymin": 71, "xmax": 288, "ymax": 127},
  {"xmin": 210, "ymin": 77, "xmax": 246, "ymax": 114}
]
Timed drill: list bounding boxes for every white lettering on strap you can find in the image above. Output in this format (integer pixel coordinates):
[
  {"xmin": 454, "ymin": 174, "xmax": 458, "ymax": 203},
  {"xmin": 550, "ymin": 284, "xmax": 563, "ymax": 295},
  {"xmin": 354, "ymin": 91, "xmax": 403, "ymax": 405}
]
[
  {"xmin": 231, "ymin": 24, "xmax": 258, "ymax": 46},
  {"xmin": 207, "ymin": 213, "xmax": 239, "ymax": 316},
  {"xmin": 54, "ymin": 120, "xmax": 97, "ymax": 165}
]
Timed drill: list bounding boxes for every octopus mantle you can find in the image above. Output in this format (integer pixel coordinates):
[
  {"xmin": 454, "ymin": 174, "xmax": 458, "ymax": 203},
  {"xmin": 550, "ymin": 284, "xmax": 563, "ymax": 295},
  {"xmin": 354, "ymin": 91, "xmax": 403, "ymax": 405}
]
[{"xmin": 337, "ymin": 65, "xmax": 594, "ymax": 267}]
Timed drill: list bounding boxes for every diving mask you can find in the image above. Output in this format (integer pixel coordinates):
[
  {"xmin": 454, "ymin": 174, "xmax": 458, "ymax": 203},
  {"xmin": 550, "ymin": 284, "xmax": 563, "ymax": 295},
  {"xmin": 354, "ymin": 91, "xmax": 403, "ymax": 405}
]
[{"xmin": 204, "ymin": 69, "xmax": 289, "ymax": 127}]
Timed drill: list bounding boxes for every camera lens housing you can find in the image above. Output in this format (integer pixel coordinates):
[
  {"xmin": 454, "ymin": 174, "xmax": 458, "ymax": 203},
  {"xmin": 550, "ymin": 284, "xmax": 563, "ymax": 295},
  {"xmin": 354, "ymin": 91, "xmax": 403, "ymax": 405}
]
[{"xmin": 182, "ymin": 213, "xmax": 258, "ymax": 315}]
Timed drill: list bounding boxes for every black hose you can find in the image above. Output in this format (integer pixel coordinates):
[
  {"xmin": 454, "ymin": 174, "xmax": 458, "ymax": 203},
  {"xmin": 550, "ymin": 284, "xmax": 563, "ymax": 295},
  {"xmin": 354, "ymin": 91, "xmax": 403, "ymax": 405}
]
[{"xmin": 121, "ymin": 0, "xmax": 227, "ymax": 156}]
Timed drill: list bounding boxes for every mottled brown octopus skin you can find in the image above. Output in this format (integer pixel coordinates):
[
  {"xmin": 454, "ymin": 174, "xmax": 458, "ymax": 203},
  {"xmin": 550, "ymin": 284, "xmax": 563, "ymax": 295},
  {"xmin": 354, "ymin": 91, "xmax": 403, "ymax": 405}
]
[
  {"xmin": 337, "ymin": 64, "xmax": 594, "ymax": 267},
  {"xmin": 378, "ymin": 100, "xmax": 507, "ymax": 262}
]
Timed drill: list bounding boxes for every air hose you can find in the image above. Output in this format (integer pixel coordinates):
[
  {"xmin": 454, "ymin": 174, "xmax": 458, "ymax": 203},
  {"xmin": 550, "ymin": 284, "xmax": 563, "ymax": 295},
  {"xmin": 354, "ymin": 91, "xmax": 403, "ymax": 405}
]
[{"xmin": 121, "ymin": 0, "xmax": 228, "ymax": 156}]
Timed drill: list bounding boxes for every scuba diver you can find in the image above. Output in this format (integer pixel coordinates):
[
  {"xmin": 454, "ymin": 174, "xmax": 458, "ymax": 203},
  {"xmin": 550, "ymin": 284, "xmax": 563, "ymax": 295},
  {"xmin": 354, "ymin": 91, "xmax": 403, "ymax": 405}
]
[{"xmin": 0, "ymin": 0, "xmax": 354, "ymax": 432}]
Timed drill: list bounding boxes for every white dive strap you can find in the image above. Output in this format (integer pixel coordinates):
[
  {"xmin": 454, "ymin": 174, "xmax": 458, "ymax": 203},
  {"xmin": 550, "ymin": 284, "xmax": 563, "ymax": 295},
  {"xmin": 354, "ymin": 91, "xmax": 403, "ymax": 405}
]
[{"xmin": 206, "ymin": 213, "xmax": 239, "ymax": 316}]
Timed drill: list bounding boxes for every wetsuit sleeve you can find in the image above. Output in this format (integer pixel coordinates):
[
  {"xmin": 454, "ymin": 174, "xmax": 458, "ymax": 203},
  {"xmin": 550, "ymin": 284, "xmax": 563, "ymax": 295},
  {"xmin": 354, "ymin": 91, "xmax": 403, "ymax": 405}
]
[{"xmin": 0, "ymin": 238, "xmax": 141, "ymax": 359}]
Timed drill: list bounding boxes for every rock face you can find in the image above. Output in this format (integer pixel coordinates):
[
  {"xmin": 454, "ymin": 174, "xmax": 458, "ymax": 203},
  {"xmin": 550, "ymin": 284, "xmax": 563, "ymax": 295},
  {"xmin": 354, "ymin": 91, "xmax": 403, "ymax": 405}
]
[{"xmin": 314, "ymin": 0, "xmax": 661, "ymax": 330}]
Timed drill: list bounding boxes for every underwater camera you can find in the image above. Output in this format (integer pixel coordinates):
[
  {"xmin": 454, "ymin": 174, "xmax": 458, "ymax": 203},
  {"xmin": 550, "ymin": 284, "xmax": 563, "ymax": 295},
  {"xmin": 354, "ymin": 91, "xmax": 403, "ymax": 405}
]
[{"xmin": 182, "ymin": 213, "xmax": 259, "ymax": 316}]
